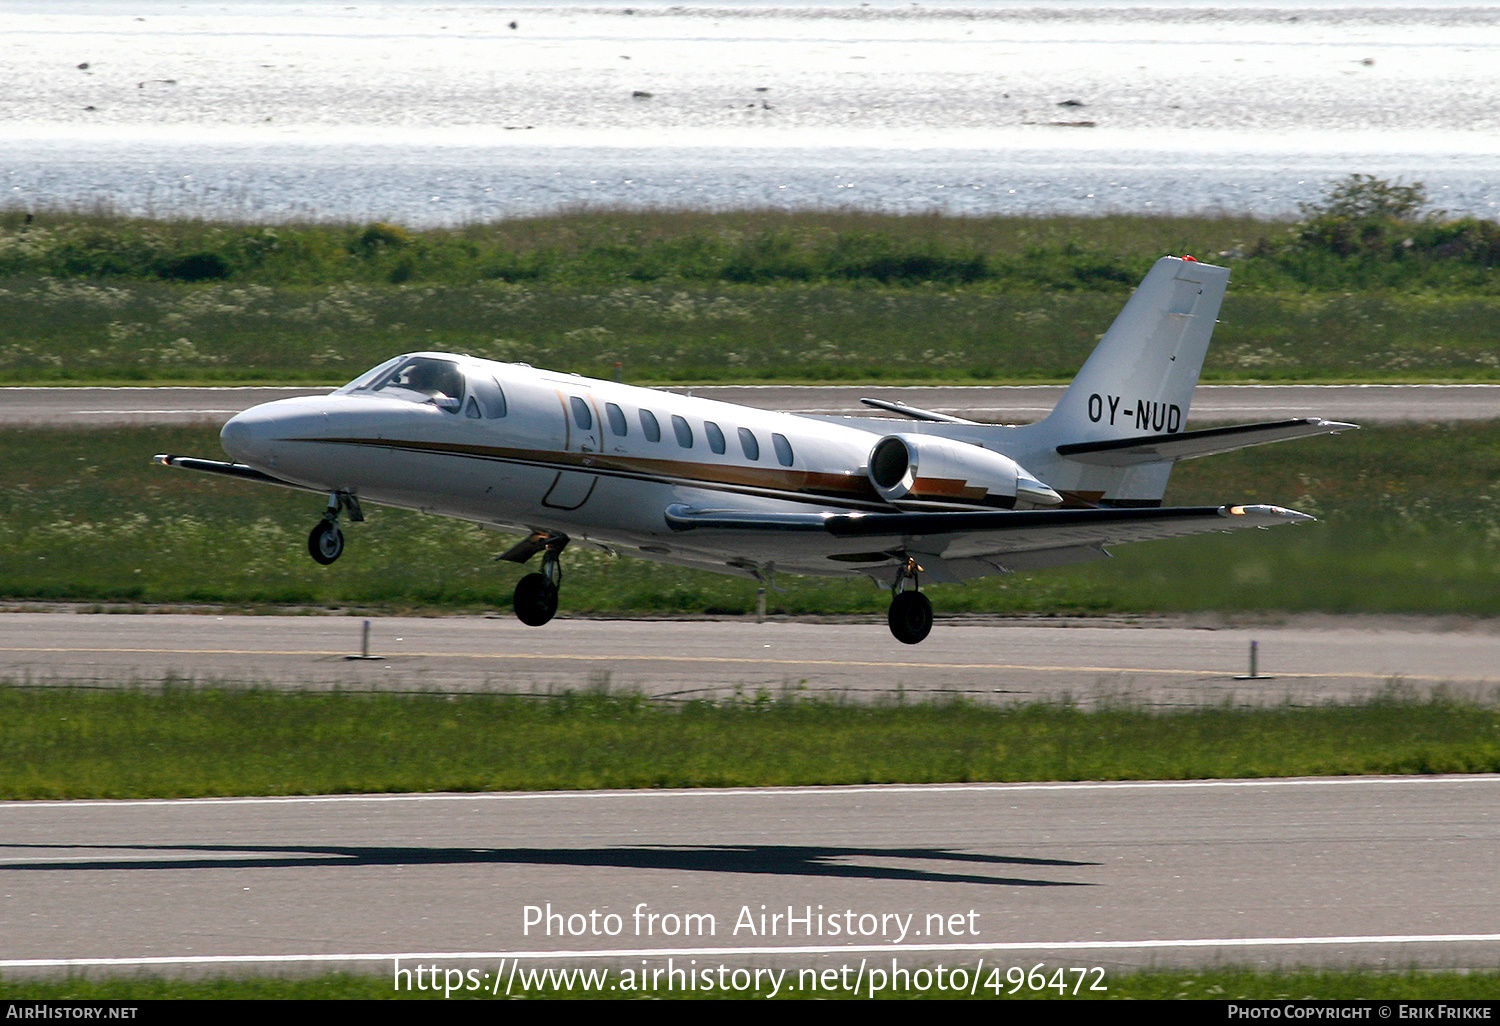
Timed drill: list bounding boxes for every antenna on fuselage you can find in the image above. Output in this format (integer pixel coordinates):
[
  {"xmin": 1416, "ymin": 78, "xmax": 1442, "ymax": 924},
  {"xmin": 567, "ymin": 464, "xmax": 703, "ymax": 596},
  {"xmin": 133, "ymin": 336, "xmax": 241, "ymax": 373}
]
[{"xmin": 859, "ymin": 398, "xmax": 977, "ymax": 424}]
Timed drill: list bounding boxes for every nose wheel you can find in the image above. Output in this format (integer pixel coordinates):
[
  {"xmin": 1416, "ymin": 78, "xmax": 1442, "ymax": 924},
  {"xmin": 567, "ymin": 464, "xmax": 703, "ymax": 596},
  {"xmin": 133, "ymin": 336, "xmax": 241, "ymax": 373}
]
[
  {"xmin": 305, "ymin": 492, "xmax": 363, "ymax": 566},
  {"xmin": 308, "ymin": 519, "xmax": 344, "ymax": 565},
  {"xmin": 512, "ymin": 535, "xmax": 568, "ymax": 627},
  {"xmin": 887, "ymin": 557, "xmax": 933, "ymax": 645}
]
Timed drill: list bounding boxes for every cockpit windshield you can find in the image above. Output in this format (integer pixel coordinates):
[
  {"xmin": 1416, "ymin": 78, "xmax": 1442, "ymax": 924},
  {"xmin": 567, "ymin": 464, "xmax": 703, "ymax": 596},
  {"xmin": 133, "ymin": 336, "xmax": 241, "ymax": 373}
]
[{"xmin": 337, "ymin": 356, "xmax": 466, "ymax": 410}]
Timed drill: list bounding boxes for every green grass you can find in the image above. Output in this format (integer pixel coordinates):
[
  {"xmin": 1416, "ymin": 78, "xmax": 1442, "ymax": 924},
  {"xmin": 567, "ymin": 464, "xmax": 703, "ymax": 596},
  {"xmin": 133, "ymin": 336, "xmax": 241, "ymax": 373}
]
[
  {"xmin": 1, "ymin": 422, "xmax": 1497, "ymax": 617},
  {"xmin": 3, "ymin": 685, "xmax": 1497, "ymax": 800},
  {"xmin": 3, "ymin": 967, "xmax": 1499, "ymax": 1000},
  {"xmin": 4, "ymin": 205, "xmax": 1495, "ymax": 293},
  {"xmin": 6, "ymin": 278, "xmax": 1498, "ymax": 386},
  {"xmin": 2, "ymin": 207, "xmax": 1498, "ymax": 386}
]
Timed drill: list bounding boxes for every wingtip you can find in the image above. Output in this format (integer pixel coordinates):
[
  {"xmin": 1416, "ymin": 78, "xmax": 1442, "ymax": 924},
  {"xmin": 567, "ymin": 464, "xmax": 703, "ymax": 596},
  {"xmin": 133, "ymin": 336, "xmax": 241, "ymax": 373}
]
[{"xmin": 1226, "ymin": 503, "xmax": 1316, "ymax": 524}]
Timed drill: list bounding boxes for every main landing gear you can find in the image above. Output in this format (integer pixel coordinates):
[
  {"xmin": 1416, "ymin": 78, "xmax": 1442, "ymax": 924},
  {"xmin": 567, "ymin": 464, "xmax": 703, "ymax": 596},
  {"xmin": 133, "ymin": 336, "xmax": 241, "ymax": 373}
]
[
  {"xmin": 887, "ymin": 557, "xmax": 933, "ymax": 645},
  {"xmin": 512, "ymin": 535, "xmax": 569, "ymax": 627},
  {"xmin": 306, "ymin": 492, "xmax": 363, "ymax": 566}
]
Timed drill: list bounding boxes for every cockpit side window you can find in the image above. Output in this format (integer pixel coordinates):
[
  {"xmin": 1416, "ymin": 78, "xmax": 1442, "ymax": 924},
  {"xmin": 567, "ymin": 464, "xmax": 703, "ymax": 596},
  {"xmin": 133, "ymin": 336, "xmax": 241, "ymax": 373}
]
[
  {"xmin": 468, "ymin": 373, "xmax": 508, "ymax": 418},
  {"xmin": 361, "ymin": 356, "xmax": 466, "ymax": 411}
]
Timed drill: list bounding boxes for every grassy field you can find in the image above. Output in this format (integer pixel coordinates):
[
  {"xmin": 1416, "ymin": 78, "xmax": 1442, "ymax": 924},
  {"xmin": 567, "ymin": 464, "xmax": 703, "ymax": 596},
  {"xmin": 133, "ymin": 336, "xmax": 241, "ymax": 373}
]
[
  {"xmin": 5, "ymin": 684, "xmax": 1497, "ymax": 800},
  {"xmin": 4, "ymin": 967, "xmax": 1498, "ymax": 1000},
  {"xmin": 6, "ymin": 277, "xmax": 1499, "ymax": 386},
  {"xmin": 2, "ymin": 204, "xmax": 1498, "ymax": 386},
  {"xmin": 1, "ymin": 421, "xmax": 1497, "ymax": 617}
]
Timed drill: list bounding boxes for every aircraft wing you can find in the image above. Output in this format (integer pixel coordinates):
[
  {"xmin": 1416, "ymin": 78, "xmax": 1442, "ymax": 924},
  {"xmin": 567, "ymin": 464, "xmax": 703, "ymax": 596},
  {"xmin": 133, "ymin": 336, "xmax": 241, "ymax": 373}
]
[{"xmin": 665, "ymin": 502, "xmax": 1312, "ymax": 582}]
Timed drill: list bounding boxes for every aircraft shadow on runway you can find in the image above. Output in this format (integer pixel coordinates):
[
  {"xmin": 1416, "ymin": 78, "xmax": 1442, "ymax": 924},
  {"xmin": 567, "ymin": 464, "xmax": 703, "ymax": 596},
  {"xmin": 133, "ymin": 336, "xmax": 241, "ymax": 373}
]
[{"xmin": 1, "ymin": 843, "xmax": 1097, "ymax": 888}]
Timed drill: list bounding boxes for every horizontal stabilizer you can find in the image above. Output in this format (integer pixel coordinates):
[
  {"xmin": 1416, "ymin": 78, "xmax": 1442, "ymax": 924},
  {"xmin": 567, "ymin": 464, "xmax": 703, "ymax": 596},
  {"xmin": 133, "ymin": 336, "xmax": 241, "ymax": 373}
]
[{"xmin": 1055, "ymin": 418, "xmax": 1358, "ymax": 467}]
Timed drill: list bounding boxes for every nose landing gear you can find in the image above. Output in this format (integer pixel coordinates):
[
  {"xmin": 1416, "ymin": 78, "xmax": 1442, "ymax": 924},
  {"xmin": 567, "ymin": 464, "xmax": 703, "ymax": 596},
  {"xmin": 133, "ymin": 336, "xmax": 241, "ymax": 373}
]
[
  {"xmin": 308, "ymin": 519, "xmax": 344, "ymax": 565},
  {"xmin": 306, "ymin": 492, "xmax": 363, "ymax": 566},
  {"xmin": 887, "ymin": 557, "xmax": 933, "ymax": 645}
]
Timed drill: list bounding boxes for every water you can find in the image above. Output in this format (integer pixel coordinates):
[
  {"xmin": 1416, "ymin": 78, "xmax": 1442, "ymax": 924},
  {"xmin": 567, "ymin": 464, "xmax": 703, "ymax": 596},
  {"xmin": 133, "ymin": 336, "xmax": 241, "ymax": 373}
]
[{"xmin": 4, "ymin": 1, "xmax": 1498, "ymax": 224}]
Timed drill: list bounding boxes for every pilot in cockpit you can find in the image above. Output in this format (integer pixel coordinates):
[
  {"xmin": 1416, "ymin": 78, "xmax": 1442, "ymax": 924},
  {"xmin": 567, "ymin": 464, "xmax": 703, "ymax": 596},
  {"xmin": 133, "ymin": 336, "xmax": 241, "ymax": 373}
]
[
  {"xmin": 384, "ymin": 357, "xmax": 465, "ymax": 410},
  {"xmin": 402, "ymin": 360, "xmax": 450, "ymax": 399}
]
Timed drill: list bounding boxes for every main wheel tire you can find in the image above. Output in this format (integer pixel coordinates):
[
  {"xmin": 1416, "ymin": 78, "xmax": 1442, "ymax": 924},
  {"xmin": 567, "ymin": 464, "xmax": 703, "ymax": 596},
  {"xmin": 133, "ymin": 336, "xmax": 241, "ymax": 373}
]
[
  {"xmin": 888, "ymin": 590, "xmax": 933, "ymax": 645},
  {"xmin": 307, "ymin": 520, "xmax": 344, "ymax": 565},
  {"xmin": 513, "ymin": 572, "xmax": 559, "ymax": 627}
]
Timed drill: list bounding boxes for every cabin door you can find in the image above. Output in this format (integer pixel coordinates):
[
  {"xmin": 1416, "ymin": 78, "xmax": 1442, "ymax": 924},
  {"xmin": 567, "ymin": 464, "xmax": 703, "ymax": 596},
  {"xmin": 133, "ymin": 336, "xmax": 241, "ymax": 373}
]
[{"xmin": 543, "ymin": 390, "xmax": 600, "ymax": 510}]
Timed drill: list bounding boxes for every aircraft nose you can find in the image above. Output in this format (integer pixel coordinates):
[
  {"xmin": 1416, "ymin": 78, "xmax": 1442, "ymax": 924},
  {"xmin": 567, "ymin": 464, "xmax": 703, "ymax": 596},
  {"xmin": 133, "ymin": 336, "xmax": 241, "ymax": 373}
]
[
  {"xmin": 220, "ymin": 411, "xmax": 257, "ymax": 461},
  {"xmin": 221, "ymin": 398, "xmax": 327, "ymax": 467},
  {"xmin": 222, "ymin": 405, "xmax": 282, "ymax": 465}
]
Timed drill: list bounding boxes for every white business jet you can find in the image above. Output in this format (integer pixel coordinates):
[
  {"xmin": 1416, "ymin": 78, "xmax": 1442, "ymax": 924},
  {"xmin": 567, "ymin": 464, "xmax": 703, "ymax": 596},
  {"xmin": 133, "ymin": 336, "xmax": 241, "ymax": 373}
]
[{"xmin": 156, "ymin": 256, "xmax": 1354, "ymax": 644}]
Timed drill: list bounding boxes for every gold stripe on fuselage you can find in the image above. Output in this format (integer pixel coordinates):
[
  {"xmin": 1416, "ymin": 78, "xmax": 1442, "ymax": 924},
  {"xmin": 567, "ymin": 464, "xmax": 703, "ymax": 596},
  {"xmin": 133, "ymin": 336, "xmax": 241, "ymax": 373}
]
[{"xmin": 289, "ymin": 436, "xmax": 1019, "ymax": 513}]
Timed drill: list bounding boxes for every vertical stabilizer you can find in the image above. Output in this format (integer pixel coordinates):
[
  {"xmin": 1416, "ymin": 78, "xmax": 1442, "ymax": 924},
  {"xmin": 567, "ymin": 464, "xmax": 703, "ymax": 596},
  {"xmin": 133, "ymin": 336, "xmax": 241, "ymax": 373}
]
[
  {"xmin": 1042, "ymin": 256, "xmax": 1229, "ymax": 443},
  {"xmin": 1009, "ymin": 256, "xmax": 1230, "ymax": 506}
]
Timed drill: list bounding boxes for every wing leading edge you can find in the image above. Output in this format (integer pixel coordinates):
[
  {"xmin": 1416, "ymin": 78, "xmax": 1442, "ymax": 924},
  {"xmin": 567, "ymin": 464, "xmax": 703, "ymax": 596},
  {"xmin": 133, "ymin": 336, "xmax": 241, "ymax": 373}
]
[{"xmin": 664, "ymin": 502, "xmax": 1312, "ymax": 582}]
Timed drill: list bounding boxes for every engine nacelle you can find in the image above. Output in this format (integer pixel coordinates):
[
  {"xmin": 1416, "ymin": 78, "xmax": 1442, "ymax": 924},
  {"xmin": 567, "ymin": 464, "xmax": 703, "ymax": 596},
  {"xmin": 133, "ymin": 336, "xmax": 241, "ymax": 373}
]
[{"xmin": 868, "ymin": 434, "xmax": 1062, "ymax": 509}]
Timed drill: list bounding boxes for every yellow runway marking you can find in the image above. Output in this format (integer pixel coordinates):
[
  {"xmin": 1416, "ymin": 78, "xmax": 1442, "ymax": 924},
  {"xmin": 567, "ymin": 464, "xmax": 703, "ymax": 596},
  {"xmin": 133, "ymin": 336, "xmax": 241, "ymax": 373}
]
[{"xmin": 0, "ymin": 646, "xmax": 1475, "ymax": 683}]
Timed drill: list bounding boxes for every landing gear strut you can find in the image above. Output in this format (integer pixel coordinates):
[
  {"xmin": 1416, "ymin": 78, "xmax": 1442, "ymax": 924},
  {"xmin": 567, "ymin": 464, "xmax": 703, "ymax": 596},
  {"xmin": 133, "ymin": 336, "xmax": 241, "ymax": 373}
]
[
  {"xmin": 307, "ymin": 492, "xmax": 363, "ymax": 565},
  {"xmin": 512, "ymin": 535, "xmax": 568, "ymax": 627},
  {"xmin": 887, "ymin": 557, "xmax": 932, "ymax": 645}
]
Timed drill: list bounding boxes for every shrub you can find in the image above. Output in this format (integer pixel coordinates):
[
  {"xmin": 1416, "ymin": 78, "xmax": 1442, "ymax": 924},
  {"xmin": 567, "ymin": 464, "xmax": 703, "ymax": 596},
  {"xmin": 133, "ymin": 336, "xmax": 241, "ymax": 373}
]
[
  {"xmin": 352, "ymin": 221, "xmax": 414, "ymax": 254},
  {"xmin": 157, "ymin": 251, "xmax": 232, "ymax": 281}
]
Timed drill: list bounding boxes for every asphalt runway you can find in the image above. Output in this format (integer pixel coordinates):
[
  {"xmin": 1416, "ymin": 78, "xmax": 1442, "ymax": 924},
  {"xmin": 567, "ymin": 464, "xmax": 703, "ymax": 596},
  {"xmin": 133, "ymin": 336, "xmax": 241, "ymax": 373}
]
[
  {"xmin": 3, "ymin": 777, "xmax": 1498, "ymax": 980},
  {"xmin": 2, "ymin": 612, "xmax": 1498, "ymax": 706},
  {"xmin": 3, "ymin": 383, "xmax": 1498, "ymax": 427}
]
